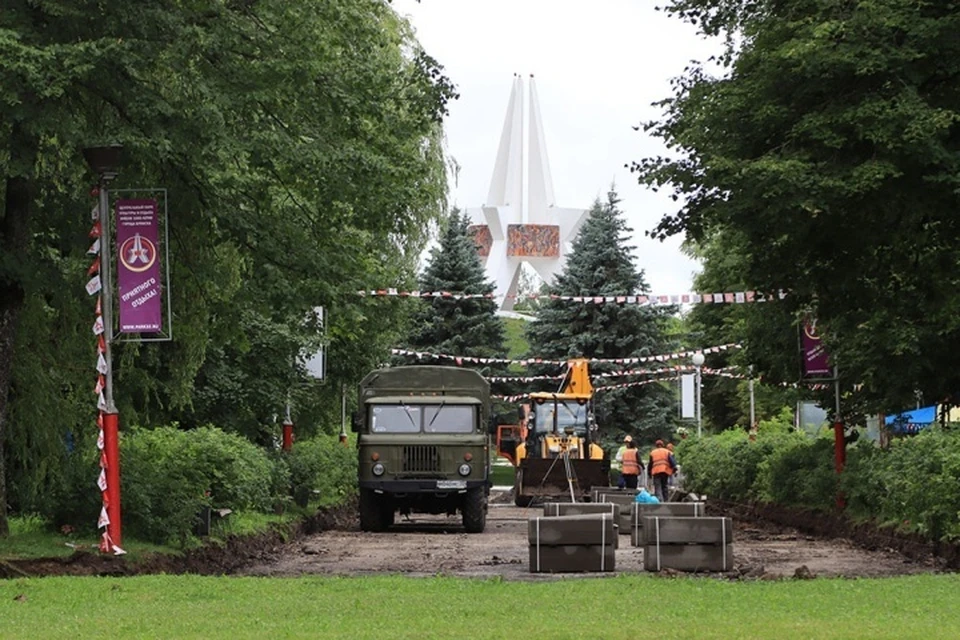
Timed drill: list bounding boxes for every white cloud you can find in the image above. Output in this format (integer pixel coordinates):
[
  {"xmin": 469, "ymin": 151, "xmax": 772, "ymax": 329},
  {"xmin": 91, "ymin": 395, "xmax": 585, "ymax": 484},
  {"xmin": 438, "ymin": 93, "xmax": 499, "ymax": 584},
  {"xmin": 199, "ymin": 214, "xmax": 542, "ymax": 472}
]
[{"xmin": 395, "ymin": 0, "xmax": 722, "ymax": 295}]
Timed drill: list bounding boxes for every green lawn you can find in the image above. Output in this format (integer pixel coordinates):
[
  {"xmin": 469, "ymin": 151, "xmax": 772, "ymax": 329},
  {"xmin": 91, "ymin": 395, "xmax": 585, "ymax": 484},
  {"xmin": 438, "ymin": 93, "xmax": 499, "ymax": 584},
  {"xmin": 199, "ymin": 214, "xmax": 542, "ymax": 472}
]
[{"xmin": 1, "ymin": 573, "xmax": 957, "ymax": 639}]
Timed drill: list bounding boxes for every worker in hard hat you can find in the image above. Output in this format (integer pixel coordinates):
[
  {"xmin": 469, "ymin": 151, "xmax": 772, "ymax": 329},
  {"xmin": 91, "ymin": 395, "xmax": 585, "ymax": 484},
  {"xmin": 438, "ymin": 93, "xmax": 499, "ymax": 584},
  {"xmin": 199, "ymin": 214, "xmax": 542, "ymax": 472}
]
[
  {"xmin": 619, "ymin": 436, "xmax": 644, "ymax": 490},
  {"xmin": 612, "ymin": 435, "xmax": 630, "ymax": 488},
  {"xmin": 648, "ymin": 439, "xmax": 678, "ymax": 502}
]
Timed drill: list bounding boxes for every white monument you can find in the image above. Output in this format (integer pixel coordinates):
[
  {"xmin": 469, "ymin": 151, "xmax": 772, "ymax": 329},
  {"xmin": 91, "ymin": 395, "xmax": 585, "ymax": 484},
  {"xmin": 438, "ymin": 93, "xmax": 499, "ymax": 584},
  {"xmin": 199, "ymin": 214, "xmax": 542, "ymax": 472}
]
[{"xmin": 467, "ymin": 75, "xmax": 588, "ymax": 311}]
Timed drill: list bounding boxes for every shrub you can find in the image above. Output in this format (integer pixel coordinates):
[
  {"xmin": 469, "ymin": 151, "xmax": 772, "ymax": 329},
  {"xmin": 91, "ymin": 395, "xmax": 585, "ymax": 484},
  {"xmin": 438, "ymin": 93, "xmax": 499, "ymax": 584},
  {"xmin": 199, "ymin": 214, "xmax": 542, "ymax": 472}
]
[
  {"xmin": 755, "ymin": 437, "xmax": 837, "ymax": 510},
  {"xmin": 121, "ymin": 425, "xmax": 281, "ymax": 545},
  {"xmin": 286, "ymin": 436, "xmax": 357, "ymax": 508}
]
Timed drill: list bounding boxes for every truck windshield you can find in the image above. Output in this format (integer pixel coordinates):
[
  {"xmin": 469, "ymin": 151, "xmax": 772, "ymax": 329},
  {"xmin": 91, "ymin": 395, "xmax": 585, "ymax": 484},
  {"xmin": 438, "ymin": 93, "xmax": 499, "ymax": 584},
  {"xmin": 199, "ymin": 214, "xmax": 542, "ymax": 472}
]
[
  {"xmin": 371, "ymin": 404, "xmax": 475, "ymax": 434},
  {"xmin": 534, "ymin": 400, "xmax": 588, "ymax": 436}
]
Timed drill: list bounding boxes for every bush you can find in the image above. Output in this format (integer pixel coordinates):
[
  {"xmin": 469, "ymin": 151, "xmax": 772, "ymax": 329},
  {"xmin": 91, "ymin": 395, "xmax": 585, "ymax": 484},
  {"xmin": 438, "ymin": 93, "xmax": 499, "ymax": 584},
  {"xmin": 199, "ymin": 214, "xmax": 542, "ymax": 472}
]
[
  {"xmin": 755, "ymin": 437, "xmax": 837, "ymax": 510},
  {"xmin": 121, "ymin": 425, "xmax": 281, "ymax": 545},
  {"xmin": 843, "ymin": 429, "xmax": 960, "ymax": 540},
  {"xmin": 286, "ymin": 437, "xmax": 357, "ymax": 508}
]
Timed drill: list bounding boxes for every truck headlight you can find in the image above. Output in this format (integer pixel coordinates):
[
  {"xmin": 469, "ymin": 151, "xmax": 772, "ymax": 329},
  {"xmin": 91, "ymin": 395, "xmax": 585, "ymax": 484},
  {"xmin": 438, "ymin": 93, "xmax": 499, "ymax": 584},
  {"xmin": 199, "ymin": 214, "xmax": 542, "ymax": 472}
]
[
  {"xmin": 458, "ymin": 463, "xmax": 471, "ymax": 477},
  {"xmin": 372, "ymin": 463, "xmax": 385, "ymax": 476}
]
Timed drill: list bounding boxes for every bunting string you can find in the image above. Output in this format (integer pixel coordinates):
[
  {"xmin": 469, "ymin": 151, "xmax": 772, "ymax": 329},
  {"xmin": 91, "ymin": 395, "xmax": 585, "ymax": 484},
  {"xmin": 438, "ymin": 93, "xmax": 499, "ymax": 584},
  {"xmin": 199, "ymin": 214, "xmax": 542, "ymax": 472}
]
[
  {"xmin": 390, "ymin": 343, "xmax": 740, "ymax": 367},
  {"xmin": 86, "ymin": 196, "xmax": 125, "ymax": 556},
  {"xmin": 360, "ymin": 289, "xmax": 787, "ymax": 306}
]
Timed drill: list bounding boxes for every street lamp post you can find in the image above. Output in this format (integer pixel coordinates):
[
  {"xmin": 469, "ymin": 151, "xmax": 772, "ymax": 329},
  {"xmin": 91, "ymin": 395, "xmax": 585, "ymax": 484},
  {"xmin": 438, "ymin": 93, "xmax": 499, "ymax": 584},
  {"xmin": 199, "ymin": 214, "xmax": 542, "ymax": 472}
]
[
  {"xmin": 83, "ymin": 144, "xmax": 123, "ymax": 550},
  {"xmin": 748, "ymin": 364, "xmax": 756, "ymax": 429},
  {"xmin": 692, "ymin": 351, "xmax": 705, "ymax": 437}
]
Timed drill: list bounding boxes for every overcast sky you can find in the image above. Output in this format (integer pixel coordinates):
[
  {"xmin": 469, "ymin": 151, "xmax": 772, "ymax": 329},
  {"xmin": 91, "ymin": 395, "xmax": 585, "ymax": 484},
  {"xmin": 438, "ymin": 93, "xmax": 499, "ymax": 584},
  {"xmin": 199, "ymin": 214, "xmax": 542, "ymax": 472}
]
[{"xmin": 393, "ymin": 0, "xmax": 721, "ymax": 295}]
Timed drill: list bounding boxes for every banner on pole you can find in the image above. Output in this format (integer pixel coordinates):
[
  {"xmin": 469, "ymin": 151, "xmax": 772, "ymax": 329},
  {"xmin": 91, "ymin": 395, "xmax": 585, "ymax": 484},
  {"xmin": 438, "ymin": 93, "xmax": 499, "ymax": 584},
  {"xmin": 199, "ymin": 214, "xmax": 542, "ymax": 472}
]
[
  {"xmin": 116, "ymin": 199, "xmax": 162, "ymax": 333},
  {"xmin": 680, "ymin": 374, "xmax": 695, "ymax": 418},
  {"xmin": 802, "ymin": 318, "xmax": 831, "ymax": 377}
]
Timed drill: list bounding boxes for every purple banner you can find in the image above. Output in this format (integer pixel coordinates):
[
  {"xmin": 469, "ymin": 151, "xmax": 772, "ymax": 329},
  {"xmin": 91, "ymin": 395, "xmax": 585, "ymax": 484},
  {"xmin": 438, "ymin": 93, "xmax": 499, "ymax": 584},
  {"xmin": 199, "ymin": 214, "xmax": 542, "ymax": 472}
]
[
  {"xmin": 116, "ymin": 199, "xmax": 162, "ymax": 333},
  {"xmin": 802, "ymin": 318, "xmax": 831, "ymax": 377}
]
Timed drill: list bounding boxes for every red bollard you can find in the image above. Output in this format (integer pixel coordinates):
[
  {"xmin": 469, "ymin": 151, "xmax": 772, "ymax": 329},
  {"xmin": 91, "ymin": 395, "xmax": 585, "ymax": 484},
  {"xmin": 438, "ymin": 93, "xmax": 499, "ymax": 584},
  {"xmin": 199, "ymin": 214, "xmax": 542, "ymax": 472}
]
[
  {"xmin": 282, "ymin": 418, "xmax": 294, "ymax": 451},
  {"xmin": 102, "ymin": 411, "xmax": 122, "ymax": 547}
]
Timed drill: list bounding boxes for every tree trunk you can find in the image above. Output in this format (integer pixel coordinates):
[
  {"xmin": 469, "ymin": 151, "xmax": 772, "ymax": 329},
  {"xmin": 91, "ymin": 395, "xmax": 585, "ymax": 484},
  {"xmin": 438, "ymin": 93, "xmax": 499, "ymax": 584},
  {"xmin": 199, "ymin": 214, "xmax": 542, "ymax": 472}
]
[{"xmin": 0, "ymin": 175, "xmax": 32, "ymax": 537}]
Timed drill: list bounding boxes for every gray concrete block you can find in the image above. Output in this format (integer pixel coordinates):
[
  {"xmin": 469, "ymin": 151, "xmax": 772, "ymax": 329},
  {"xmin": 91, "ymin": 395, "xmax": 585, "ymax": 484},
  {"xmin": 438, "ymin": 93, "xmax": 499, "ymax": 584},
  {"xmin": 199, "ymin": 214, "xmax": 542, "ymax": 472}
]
[
  {"xmin": 643, "ymin": 543, "xmax": 734, "ymax": 572},
  {"xmin": 640, "ymin": 516, "xmax": 733, "ymax": 546},
  {"xmin": 629, "ymin": 503, "xmax": 706, "ymax": 546},
  {"xmin": 529, "ymin": 544, "xmax": 616, "ymax": 573},
  {"xmin": 543, "ymin": 502, "xmax": 621, "ymax": 519},
  {"xmin": 527, "ymin": 513, "xmax": 616, "ymax": 547}
]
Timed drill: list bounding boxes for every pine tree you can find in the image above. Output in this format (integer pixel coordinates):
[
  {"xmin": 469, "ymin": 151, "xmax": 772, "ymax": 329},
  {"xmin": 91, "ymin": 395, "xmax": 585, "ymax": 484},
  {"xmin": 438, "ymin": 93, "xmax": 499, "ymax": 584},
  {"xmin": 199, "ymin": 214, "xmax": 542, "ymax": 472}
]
[
  {"xmin": 400, "ymin": 210, "xmax": 508, "ymax": 372},
  {"xmin": 524, "ymin": 188, "xmax": 676, "ymax": 446}
]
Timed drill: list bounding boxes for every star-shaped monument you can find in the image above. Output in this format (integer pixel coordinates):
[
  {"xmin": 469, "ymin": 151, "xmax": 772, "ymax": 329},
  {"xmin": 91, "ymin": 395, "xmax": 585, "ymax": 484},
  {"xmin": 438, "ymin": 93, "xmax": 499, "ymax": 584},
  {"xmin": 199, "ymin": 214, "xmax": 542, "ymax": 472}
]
[{"xmin": 467, "ymin": 75, "xmax": 588, "ymax": 312}]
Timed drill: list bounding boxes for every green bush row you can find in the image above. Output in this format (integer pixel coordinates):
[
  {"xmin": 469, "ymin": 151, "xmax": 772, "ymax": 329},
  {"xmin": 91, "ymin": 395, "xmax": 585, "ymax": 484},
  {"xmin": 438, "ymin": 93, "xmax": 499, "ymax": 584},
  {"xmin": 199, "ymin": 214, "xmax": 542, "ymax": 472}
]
[
  {"xmin": 50, "ymin": 425, "xmax": 356, "ymax": 546},
  {"xmin": 677, "ymin": 422, "xmax": 960, "ymax": 541}
]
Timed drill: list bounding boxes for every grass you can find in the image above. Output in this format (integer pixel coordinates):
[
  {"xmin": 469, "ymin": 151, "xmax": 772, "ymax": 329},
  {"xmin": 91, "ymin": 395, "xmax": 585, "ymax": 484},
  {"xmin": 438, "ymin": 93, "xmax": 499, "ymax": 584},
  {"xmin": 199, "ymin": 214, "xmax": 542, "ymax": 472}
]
[{"xmin": 0, "ymin": 573, "xmax": 958, "ymax": 639}]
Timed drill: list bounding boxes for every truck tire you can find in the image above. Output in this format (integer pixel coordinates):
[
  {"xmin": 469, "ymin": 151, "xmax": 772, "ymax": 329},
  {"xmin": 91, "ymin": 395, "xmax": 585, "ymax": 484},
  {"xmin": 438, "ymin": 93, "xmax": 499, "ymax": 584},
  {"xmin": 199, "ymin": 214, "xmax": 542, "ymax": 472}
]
[
  {"xmin": 359, "ymin": 489, "xmax": 390, "ymax": 532},
  {"xmin": 462, "ymin": 488, "xmax": 487, "ymax": 533}
]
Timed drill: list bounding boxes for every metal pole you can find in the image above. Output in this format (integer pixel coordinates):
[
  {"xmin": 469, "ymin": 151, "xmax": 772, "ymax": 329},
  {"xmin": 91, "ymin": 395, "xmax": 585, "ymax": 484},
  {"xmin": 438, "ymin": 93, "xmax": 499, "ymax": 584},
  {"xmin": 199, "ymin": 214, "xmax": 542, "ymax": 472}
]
[
  {"xmin": 833, "ymin": 366, "xmax": 845, "ymax": 509},
  {"xmin": 98, "ymin": 177, "xmax": 121, "ymax": 547},
  {"xmin": 282, "ymin": 394, "xmax": 293, "ymax": 451},
  {"xmin": 749, "ymin": 378, "xmax": 756, "ymax": 429},
  {"xmin": 339, "ymin": 383, "xmax": 349, "ymax": 445},
  {"xmin": 695, "ymin": 365, "xmax": 702, "ymax": 438}
]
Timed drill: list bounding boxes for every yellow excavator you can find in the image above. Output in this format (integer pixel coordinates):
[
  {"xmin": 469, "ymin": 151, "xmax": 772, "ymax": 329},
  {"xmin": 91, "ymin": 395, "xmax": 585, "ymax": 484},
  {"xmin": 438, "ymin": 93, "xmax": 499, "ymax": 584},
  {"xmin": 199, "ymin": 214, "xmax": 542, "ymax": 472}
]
[{"xmin": 496, "ymin": 359, "xmax": 608, "ymax": 506}]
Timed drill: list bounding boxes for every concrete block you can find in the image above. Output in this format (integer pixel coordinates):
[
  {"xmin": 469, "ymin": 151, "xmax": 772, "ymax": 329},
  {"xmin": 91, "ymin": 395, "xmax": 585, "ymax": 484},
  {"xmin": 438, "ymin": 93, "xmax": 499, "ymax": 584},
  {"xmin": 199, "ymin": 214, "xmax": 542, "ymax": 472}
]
[
  {"xmin": 643, "ymin": 543, "xmax": 734, "ymax": 572},
  {"xmin": 529, "ymin": 544, "xmax": 616, "ymax": 573},
  {"xmin": 629, "ymin": 503, "xmax": 706, "ymax": 546},
  {"xmin": 640, "ymin": 516, "xmax": 733, "ymax": 546},
  {"xmin": 543, "ymin": 502, "xmax": 620, "ymax": 520},
  {"xmin": 542, "ymin": 503, "xmax": 620, "ymax": 547},
  {"xmin": 528, "ymin": 514, "xmax": 616, "ymax": 547}
]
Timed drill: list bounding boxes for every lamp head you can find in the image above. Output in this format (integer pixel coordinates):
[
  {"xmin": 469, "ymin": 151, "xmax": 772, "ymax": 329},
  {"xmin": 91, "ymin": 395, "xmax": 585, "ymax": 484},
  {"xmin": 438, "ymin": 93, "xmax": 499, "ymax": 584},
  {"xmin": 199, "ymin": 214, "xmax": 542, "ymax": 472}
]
[
  {"xmin": 692, "ymin": 351, "xmax": 705, "ymax": 367},
  {"xmin": 82, "ymin": 144, "xmax": 123, "ymax": 180}
]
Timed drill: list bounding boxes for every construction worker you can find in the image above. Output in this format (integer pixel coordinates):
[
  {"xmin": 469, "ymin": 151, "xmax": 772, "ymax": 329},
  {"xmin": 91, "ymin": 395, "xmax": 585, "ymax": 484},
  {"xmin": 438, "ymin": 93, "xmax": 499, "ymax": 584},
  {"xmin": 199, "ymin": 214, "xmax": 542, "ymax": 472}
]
[
  {"xmin": 648, "ymin": 439, "xmax": 677, "ymax": 502},
  {"xmin": 613, "ymin": 435, "xmax": 630, "ymax": 488},
  {"xmin": 619, "ymin": 438, "xmax": 643, "ymax": 490}
]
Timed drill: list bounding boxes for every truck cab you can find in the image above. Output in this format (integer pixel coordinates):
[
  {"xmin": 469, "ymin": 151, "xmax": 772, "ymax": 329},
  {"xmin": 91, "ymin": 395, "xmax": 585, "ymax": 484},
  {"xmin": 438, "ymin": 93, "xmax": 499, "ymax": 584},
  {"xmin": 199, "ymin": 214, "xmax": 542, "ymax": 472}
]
[{"xmin": 355, "ymin": 366, "xmax": 491, "ymax": 532}]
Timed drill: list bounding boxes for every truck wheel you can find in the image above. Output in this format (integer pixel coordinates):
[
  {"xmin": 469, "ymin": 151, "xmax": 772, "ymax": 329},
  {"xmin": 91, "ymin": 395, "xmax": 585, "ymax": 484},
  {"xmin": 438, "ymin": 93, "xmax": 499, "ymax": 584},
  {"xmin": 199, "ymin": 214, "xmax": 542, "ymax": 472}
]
[
  {"xmin": 359, "ymin": 489, "xmax": 389, "ymax": 532},
  {"xmin": 462, "ymin": 488, "xmax": 487, "ymax": 533}
]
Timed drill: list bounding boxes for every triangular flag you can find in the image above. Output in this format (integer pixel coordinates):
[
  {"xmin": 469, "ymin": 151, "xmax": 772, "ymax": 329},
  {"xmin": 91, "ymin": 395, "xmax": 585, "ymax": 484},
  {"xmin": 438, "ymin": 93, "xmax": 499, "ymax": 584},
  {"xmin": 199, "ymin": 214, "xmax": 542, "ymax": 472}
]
[
  {"xmin": 94, "ymin": 375, "xmax": 105, "ymax": 395},
  {"xmin": 93, "ymin": 316, "xmax": 104, "ymax": 336},
  {"xmin": 89, "ymin": 221, "xmax": 102, "ymax": 239},
  {"xmin": 87, "ymin": 238, "xmax": 100, "ymax": 255},
  {"xmin": 97, "ymin": 391, "xmax": 107, "ymax": 411},
  {"xmin": 97, "ymin": 430, "xmax": 105, "ymax": 451},
  {"xmin": 91, "ymin": 204, "xmax": 100, "ymax": 221},
  {"xmin": 98, "ymin": 506, "xmax": 110, "ymax": 528},
  {"xmin": 97, "ymin": 469, "xmax": 108, "ymax": 492},
  {"xmin": 98, "ymin": 335, "xmax": 106, "ymax": 354},
  {"xmin": 85, "ymin": 275, "xmax": 102, "ymax": 296},
  {"xmin": 95, "ymin": 295, "xmax": 102, "ymax": 316},
  {"xmin": 87, "ymin": 256, "xmax": 101, "ymax": 276}
]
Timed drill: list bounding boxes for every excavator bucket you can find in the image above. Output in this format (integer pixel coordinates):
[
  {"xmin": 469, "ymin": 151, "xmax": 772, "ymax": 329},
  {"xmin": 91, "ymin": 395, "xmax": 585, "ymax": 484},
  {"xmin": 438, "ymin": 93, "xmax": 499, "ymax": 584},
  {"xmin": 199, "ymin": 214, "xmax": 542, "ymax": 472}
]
[{"xmin": 514, "ymin": 457, "xmax": 609, "ymax": 506}]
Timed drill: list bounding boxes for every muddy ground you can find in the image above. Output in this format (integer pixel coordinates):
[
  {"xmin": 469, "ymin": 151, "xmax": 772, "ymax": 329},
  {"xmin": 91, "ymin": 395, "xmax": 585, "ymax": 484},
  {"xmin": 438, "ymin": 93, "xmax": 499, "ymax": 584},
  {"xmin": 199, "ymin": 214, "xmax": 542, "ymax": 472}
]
[{"xmin": 3, "ymin": 490, "xmax": 953, "ymax": 580}]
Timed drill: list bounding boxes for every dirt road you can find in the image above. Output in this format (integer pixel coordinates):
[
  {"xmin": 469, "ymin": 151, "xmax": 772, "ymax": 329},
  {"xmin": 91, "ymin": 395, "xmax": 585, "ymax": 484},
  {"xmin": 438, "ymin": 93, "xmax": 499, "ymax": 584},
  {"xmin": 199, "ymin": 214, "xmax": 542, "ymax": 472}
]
[{"xmin": 238, "ymin": 494, "xmax": 942, "ymax": 580}]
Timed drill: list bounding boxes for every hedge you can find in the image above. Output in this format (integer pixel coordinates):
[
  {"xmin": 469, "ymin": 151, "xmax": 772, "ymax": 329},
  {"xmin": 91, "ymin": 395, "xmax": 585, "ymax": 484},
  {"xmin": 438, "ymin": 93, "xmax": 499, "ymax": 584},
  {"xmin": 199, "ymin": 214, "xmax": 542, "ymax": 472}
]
[{"xmin": 678, "ymin": 423, "xmax": 960, "ymax": 542}]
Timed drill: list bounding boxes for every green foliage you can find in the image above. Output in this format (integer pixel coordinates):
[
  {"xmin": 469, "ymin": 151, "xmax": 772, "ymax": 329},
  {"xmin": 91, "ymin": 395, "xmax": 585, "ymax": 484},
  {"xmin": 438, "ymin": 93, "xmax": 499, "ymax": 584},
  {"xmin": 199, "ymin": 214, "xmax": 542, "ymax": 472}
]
[
  {"xmin": 0, "ymin": 0, "xmax": 455, "ymax": 533},
  {"xmin": 843, "ymin": 429, "xmax": 960, "ymax": 541},
  {"xmin": 286, "ymin": 437, "xmax": 357, "ymax": 508},
  {"xmin": 399, "ymin": 210, "xmax": 507, "ymax": 366},
  {"xmin": 638, "ymin": 0, "xmax": 960, "ymax": 415},
  {"xmin": 755, "ymin": 437, "xmax": 837, "ymax": 511},
  {"xmin": 677, "ymin": 428, "xmax": 804, "ymax": 502},
  {"xmin": 119, "ymin": 425, "xmax": 280, "ymax": 545},
  {"xmin": 525, "ymin": 189, "xmax": 675, "ymax": 445}
]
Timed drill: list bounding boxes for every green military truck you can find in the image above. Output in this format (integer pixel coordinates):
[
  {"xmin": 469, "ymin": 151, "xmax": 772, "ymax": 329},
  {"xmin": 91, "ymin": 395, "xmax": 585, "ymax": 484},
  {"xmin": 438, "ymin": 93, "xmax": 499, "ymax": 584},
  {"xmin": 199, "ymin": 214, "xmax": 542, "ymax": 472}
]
[{"xmin": 353, "ymin": 365, "xmax": 491, "ymax": 533}]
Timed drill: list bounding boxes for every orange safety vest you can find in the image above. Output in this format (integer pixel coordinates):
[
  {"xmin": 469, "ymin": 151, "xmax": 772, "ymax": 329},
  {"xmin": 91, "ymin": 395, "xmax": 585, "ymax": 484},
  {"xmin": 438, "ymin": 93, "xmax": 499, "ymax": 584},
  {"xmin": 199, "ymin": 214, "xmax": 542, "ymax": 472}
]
[
  {"xmin": 649, "ymin": 447, "xmax": 673, "ymax": 476},
  {"xmin": 621, "ymin": 448, "xmax": 640, "ymax": 475}
]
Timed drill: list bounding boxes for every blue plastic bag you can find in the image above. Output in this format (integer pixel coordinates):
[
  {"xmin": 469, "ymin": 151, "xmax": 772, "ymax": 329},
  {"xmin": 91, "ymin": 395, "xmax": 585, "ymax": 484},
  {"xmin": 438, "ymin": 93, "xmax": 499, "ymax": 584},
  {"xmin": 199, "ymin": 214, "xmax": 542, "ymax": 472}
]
[{"xmin": 635, "ymin": 488, "xmax": 660, "ymax": 504}]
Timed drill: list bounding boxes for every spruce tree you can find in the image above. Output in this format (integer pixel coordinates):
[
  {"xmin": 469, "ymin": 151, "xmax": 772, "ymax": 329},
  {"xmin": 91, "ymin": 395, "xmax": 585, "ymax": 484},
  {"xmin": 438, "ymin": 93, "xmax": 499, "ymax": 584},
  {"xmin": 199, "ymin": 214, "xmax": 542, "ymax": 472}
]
[
  {"xmin": 524, "ymin": 188, "xmax": 676, "ymax": 446},
  {"xmin": 399, "ymin": 210, "xmax": 508, "ymax": 373}
]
